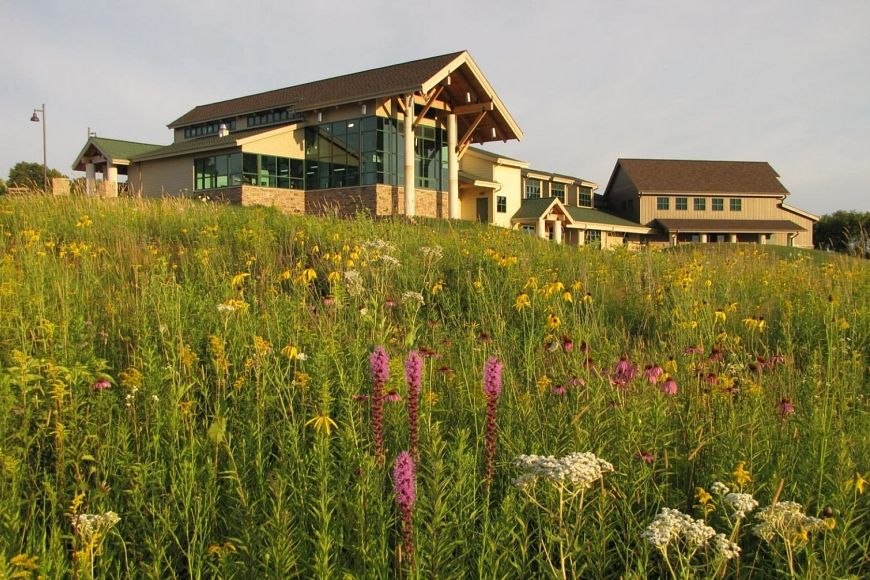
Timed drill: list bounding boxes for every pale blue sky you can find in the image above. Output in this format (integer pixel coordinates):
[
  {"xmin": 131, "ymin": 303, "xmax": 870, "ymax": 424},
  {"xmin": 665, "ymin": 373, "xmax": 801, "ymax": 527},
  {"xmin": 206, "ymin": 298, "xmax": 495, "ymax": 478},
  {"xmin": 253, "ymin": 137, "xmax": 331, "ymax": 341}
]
[{"xmin": 1, "ymin": 0, "xmax": 868, "ymax": 214}]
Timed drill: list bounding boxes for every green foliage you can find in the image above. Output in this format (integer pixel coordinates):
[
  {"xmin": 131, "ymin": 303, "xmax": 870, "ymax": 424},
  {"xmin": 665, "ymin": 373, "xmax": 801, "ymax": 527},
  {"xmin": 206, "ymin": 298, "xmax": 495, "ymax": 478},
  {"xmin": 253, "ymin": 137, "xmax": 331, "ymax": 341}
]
[
  {"xmin": 6, "ymin": 161, "xmax": 65, "ymax": 191},
  {"xmin": 814, "ymin": 210, "xmax": 870, "ymax": 257},
  {"xmin": 0, "ymin": 195, "xmax": 867, "ymax": 578},
  {"xmin": 0, "ymin": 178, "xmax": 6, "ymax": 195}
]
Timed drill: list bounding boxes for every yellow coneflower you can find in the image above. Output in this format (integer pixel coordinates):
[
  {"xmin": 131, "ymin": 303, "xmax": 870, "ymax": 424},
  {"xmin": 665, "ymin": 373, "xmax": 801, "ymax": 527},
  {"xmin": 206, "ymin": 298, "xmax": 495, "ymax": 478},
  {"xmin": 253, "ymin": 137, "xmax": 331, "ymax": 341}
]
[
  {"xmin": 514, "ymin": 293, "xmax": 531, "ymax": 311},
  {"xmin": 305, "ymin": 412, "xmax": 337, "ymax": 435}
]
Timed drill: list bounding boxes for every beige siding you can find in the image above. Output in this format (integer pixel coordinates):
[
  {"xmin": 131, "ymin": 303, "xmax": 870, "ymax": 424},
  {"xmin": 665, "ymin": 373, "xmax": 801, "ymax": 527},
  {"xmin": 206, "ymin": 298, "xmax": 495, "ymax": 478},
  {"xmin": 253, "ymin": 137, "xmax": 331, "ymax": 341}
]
[
  {"xmin": 639, "ymin": 194, "xmax": 791, "ymax": 223},
  {"xmin": 129, "ymin": 156, "xmax": 195, "ymax": 197},
  {"xmin": 492, "ymin": 164, "xmax": 522, "ymax": 227},
  {"xmin": 241, "ymin": 128, "xmax": 305, "ymax": 158},
  {"xmin": 605, "ymin": 166, "xmax": 640, "ymax": 222}
]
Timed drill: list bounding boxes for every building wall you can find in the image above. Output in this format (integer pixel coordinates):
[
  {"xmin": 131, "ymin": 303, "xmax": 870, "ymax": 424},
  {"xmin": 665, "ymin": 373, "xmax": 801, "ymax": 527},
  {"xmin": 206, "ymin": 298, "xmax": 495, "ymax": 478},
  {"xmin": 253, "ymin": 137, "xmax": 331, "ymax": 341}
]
[
  {"xmin": 129, "ymin": 155, "xmax": 196, "ymax": 197},
  {"xmin": 306, "ymin": 185, "xmax": 446, "ymax": 219},
  {"xmin": 638, "ymin": 194, "xmax": 790, "ymax": 223},
  {"xmin": 241, "ymin": 128, "xmax": 305, "ymax": 158},
  {"xmin": 604, "ymin": 166, "xmax": 640, "ymax": 222},
  {"xmin": 492, "ymin": 163, "xmax": 522, "ymax": 228}
]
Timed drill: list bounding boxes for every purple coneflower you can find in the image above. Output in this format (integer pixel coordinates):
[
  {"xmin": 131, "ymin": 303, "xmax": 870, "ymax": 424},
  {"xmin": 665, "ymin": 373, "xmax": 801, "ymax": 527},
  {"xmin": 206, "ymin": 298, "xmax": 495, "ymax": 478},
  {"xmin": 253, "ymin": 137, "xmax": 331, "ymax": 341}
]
[
  {"xmin": 384, "ymin": 390, "xmax": 402, "ymax": 403},
  {"xmin": 322, "ymin": 295, "xmax": 335, "ymax": 306},
  {"xmin": 636, "ymin": 450, "xmax": 655, "ymax": 464},
  {"xmin": 370, "ymin": 346, "xmax": 389, "ymax": 464},
  {"xmin": 93, "ymin": 379, "xmax": 111, "ymax": 391},
  {"xmin": 613, "ymin": 356, "xmax": 637, "ymax": 384},
  {"xmin": 769, "ymin": 354, "xmax": 786, "ymax": 367},
  {"xmin": 551, "ymin": 385, "xmax": 567, "ymax": 396},
  {"xmin": 579, "ymin": 341, "xmax": 590, "ymax": 354},
  {"xmin": 561, "ymin": 336, "xmax": 574, "ymax": 353},
  {"xmin": 659, "ymin": 376, "xmax": 678, "ymax": 396},
  {"xmin": 777, "ymin": 397, "xmax": 795, "ymax": 418},
  {"xmin": 477, "ymin": 332, "xmax": 493, "ymax": 344},
  {"xmin": 684, "ymin": 345, "xmax": 704, "ymax": 355},
  {"xmin": 643, "ymin": 364, "xmax": 664, "ymax": 384},
  {"xmin": 708, "ymin": 348, "xmax": 723, "ymax": 362},
  {"xmin": 483, "ymin": 356, "xmax": 503, "ymax": 486},
  {"xmin": 393, "ymin": 451, "xmax": 416, "ymax": 561},
  {"xmin": 703, "ymin": 372, "xmax": 718, "ymax": 385},
  {"xmin": 385, "ymin": 298, "xmax": 396, "ymax": 309},
  {"xmin": 569, "ymin": 376, "xmax": 586, "ymax": 387},
  {"xmin": 405, "ymin": 351, "xmax": 423, "ymax": 460}
]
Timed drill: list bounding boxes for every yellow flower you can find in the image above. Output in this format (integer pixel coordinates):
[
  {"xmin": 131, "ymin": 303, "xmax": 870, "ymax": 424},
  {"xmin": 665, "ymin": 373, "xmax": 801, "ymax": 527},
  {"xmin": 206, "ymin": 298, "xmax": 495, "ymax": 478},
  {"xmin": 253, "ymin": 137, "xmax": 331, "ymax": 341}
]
[
  {"xmin": 581, "ymin": 293, "xmax": 593, "ymax": 304},
  {"xmin": 536, "ymin": 375, "xmax": 552, "ymax": 394},
  {"xmin": 695, "ymin": 487, "xmax": 713, "ymax": 505},
  {"xmin": 514, "ymin": 293, "xmax": 531, "ymax": 311},
  {"xmin": 546, "ymin": 313, "xmax": 561, "ymax": 330},
  {"xmin": 562, "ymin": 291, "xmax": 573, "ymax": 303},
  {"xmin": 327, "ymin": 271, "xmax": 341, "ymax": 283},
  {"xmin": 231, "ymin": 272, "xmax": 250, "ymax": 287},
  {"xmin": 524, "ymin": 276, "xmax": 539, "ymax": 291},
  {"xmin": 837, "ymin": 318, "xmax": 850, "ymax": 331},
  {"xmin": 431, "ymin": 280, "xmax": 444, "ymax": 295},
  {"xmin": 295, "ymin": 268, "xmax": 317, "ymax": 287},
  {"xmin": 281, "ymin": 345, "xmax": 303, "ymax": 360},
  {"xmin": 473, "ymin": 279, "xmax": 483, "ymax": 290},
  {"xmin": 732, "ymin": 461, "xmax": 752, "ymax": 488},
  {"xmin": 424, "ymin": 391, "xmax": 438, "ymax": 405},
  {"xmin": 278, "ymin": 269, "xmax": 291, "ymax": 281},
  {"xmin": 714, "ymin": 309, "xmax": 727, "ymax": 323},
  {"xmin": 305, "ymin": 412, "xmax": 337, "ymax": 435},
  {"xmin": 844, "ymin": 472, "xmax": 866, "ymax": 494}
]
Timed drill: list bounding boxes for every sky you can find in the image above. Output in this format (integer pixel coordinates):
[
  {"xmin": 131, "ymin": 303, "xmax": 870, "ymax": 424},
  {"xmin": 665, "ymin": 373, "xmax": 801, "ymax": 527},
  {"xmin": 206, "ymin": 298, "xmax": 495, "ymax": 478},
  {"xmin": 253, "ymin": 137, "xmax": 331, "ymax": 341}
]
[{"xmin": 1, "ymin": 0, "xmax": 868, "ymax": 215}]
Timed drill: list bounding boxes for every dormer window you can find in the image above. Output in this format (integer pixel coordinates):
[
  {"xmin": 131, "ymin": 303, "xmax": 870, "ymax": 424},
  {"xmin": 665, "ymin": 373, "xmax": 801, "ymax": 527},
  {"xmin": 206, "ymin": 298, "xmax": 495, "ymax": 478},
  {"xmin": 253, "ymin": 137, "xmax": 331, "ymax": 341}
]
[
  {"xmin": 183, "ymin": 119, "xmax": 236, "ymax": 139},
  {"xmin": 248, "ymin": 108, "xmax": 292, "ymax": 128}
]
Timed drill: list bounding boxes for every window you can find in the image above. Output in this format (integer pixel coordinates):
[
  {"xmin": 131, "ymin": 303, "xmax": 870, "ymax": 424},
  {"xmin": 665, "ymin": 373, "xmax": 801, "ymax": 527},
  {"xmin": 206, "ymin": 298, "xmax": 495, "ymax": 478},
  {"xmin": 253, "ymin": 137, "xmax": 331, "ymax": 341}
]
[
  {"xmin": 496, "ymin": 196, "xmax": 507, "ymax": 213},
  {"xmin": 525, "ymin": 178, "xmax": 541, "ymax": 199},
  {"xmin": 521, "ymin": 224, "xmax": 536, "ymax": 235},
  {"xmin": 694, "ymin": 198, "xmax": 706, "ymax": 211},
  {"xmin": 305, "ymin": 116, "xmax": 447, "ymax": 191},
  {"xmin": 657, "ymin": 197, "xmax": 670, "ymax": 210},
  {"xmin": 578, "ymin": 186, "xmax": 593, "ymax": 207},
  {"xmin": 184, "ymin": 119, "xmax": 236, "ymax": 139},
  {"xmin": 676, "ymin": 197, "xmax": 688, "ymax": 211},
  {"xmin": 194, "ymin": 153, "xmax": 243, "ymax": 190},
  {"xmin": 194, "ymin": 152, "xmax": 303, "ymax": 191},
  {"xmin": 585, "ymin": 229, "xmax": 601, "ymax": 246},
  {"xmin": 730, "ymin": 198, "xmax": 742, "ymax": 211},
  {"xmin": 248, "ymin": 108, "xmax": 292, "ymax": 128},
  {"xmin": 551, "ymin": 183, "xmax": 564, "ymax": 201},
  {"xmin": 712, "ymin": 198, "xmax": 724, "ymax": 211}
]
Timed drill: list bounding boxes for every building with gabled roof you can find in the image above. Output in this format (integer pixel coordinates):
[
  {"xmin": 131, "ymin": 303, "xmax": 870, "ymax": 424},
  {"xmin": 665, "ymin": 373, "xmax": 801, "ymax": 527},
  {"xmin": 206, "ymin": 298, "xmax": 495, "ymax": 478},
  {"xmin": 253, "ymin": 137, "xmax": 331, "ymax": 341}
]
[{"xmin": 603, "ymin": 159, "xmax": 818, "ymax": 247}]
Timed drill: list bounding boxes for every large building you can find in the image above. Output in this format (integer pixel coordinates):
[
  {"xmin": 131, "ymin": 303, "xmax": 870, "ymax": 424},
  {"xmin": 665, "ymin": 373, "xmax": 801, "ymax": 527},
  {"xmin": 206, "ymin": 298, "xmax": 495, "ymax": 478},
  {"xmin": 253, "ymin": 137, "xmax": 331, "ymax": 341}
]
[{"xmin": 71, "ymin": 51, "xmax": 818, "ymax": 248}]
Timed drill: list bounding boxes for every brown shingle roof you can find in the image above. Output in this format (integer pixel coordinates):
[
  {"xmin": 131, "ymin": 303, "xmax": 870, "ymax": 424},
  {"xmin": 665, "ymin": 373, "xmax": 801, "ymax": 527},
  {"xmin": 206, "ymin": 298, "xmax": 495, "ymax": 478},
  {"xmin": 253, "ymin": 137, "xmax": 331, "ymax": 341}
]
[
  {"xmin": 169, "ymin": 51, "xmax": 466, "ymax": 128},
  {"xmin": 617, "ymin": 159, "xmax": 790, "ymax": 195},
  {"xmin": 656, "ymin": 219, "xmax": 806, "ymax": 233}
]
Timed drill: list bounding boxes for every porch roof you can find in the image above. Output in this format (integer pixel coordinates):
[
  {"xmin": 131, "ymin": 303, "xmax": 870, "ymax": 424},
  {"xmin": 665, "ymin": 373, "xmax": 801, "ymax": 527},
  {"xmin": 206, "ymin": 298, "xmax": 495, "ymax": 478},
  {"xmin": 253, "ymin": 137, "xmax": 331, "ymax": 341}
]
[{"xmin": 656, "ymin": 219, "xmax": 806, "ymax": 233}]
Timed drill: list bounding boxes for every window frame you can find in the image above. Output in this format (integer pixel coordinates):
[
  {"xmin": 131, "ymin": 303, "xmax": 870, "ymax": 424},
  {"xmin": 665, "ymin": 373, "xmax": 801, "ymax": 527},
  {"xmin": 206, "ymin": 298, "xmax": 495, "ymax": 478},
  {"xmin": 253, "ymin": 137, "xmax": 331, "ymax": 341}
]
[
  {"xmin": 657, "ymin": 196, "xmax": 670, "ymax": 210},
  {"xmin": 694, "ymin": 198, "xmax": 707, "ymax": 211}
]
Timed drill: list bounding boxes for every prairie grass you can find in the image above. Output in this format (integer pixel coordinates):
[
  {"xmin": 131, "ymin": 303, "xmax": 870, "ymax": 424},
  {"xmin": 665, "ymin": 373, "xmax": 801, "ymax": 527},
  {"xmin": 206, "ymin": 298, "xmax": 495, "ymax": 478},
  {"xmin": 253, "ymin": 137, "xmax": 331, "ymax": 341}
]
[{"xmin": 0, "ymin": 195, "xmax": 867, "ymax": 578}]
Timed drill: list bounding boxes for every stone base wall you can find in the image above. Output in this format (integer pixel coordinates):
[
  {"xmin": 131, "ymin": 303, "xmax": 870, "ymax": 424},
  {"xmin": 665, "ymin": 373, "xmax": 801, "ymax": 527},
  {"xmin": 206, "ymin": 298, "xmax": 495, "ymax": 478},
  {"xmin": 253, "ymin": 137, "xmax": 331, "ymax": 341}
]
[
  {"xmin": 196, "ymin": 186, "xmax": 304, "ymax": 215},
  {"xmin": 307, "ymin": 185, "xmax": 447, "ymax": 219}
]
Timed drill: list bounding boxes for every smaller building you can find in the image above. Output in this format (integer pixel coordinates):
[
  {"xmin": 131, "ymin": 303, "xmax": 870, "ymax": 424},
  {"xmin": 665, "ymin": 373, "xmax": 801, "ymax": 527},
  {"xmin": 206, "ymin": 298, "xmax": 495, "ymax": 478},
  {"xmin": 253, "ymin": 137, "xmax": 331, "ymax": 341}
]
[{"xmin": 602, "ymin": 159, "xmax": 818, "ymax": 247}]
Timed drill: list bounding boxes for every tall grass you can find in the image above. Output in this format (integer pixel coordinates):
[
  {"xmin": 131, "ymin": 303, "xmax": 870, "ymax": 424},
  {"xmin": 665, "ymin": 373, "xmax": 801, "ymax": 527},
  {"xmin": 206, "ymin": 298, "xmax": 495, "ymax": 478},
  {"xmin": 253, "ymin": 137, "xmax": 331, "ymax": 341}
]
[{"xmin": 0, "ymin": 195, "xmax": 867, "ymax": 578}]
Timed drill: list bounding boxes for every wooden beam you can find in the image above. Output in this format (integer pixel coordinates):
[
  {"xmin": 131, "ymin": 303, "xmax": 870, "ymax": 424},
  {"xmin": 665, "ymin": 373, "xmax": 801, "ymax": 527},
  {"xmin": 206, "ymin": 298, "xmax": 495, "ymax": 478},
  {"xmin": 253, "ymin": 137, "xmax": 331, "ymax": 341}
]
[
  {"xmin": 396, "ymin": 96, "xmax": 407, "ymax": 116},
  {"xmin": 413, "ymin": 85, "xmax": 444, "ymax": 128},
  {"xmin": 457, "ymin": 110, "xmax": 487, "ymax": 154},
  {"xmin": 452, "ymin": 101, "xmax": 494, "ymax": 116}
]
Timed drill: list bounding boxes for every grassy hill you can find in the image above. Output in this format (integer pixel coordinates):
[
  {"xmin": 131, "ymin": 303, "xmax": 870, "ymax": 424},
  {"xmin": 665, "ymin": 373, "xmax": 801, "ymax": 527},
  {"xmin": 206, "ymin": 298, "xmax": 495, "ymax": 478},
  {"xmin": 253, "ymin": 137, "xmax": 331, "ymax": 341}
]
[{"xmin": 0, "ymin": 195, "xmax": 868, "ymax": 578}]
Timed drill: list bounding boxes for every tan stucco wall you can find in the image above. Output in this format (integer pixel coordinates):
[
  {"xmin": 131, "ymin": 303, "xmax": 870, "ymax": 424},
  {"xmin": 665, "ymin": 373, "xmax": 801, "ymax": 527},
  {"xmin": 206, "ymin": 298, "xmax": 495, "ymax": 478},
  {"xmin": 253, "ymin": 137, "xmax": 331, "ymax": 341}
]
[
  {"xmin": 128, "ymin": 155, "xmax": 197, "ymax": 197},
  {"xmin": 241, "ymin": 128, "xmax": 305, "ymax": 158},
  {"xmin": 604, "ymin": 166, "xmax": 640, "ymax": 222}
]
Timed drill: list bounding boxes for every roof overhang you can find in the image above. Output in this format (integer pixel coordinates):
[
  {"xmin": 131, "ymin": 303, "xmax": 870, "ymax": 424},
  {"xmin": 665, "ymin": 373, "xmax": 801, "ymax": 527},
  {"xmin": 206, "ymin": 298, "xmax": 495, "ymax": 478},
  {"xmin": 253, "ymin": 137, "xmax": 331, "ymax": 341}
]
[
  {"xmin": 656, "ymin": 219, "xmax": 806, "ymax": 233},
  {"xmin": 510, "ymin": 197, "xmax": 575, "ymax": 225},
  {"xmin": 780, "ymin": 203, "xmax": 820, "ymax": 222}
]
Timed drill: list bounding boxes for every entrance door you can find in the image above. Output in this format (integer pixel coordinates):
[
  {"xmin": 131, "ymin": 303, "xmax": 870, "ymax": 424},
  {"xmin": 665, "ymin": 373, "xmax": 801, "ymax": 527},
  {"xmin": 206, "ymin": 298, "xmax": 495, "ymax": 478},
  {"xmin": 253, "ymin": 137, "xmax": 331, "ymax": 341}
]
[{"xmin": 476, "ymin": 197, "xmax": 489, "ymax": 223}]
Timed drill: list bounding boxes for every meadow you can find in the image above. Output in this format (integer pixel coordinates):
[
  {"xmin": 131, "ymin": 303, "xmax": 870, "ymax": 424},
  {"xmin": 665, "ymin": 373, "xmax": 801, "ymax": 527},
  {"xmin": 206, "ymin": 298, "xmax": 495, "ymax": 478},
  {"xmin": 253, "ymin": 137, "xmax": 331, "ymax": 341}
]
[{"xmin": 0, "ymin": 195, "xmax": 867, "ymax": 578}]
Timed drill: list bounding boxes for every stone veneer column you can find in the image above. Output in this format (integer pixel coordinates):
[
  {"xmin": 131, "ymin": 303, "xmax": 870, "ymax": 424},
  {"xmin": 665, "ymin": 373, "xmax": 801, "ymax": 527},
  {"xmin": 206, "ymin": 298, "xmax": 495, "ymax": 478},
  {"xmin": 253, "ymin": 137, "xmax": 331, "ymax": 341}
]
[
  {"xmin": 403, "ymin": 94, "xmax": 415, "ymax": 217},
  {"xmin": 85, "ymin": 163, "xmax": 96, "ymax": 196},
  {"xmin": 448, "ymin": 113, "xmax": 459, "ymax": 219}
]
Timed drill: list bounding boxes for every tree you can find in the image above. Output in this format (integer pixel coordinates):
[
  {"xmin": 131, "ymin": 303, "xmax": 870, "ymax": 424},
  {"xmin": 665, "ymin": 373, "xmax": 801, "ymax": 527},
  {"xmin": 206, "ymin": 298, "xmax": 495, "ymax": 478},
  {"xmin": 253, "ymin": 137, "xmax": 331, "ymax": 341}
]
[
  {"xmin": 814, "ymin": 210, "xmax": 870, "ymax": 257},
  {"xmin": 7, "ymin": 161, "xmax": 65, "ymax": 191},
  {"xmin": 0, "ymin": 178, "xmax": 6, "ymax": 195}
]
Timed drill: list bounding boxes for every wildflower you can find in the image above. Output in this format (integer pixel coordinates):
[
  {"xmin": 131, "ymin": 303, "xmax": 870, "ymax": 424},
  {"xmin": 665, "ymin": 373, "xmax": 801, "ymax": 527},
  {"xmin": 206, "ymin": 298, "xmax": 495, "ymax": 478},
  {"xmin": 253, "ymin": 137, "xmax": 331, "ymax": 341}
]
[
  {"xmin": 401, "ymin": 291, "xmax": 424, "ymax": 306},
  {"xmin": 659, "ymin": 376, "xmax": 678, "ymax": 396},
  {"xmin": 370, "ymin": 346, "xmax": 389, "ymax": 463},
  {"xmin": 708, "ymin": 348, "xmax": 723, "ymax": 362},
  {"xmin": 477, "ymin": 331, "xmax": 493, "ymax": 344},
  {"xmin": 753, "ymin": 501, "xmax": 827, "ymax": 544},
  {"xmin": 393, "ymin": 451, "xmax": 417, "ymax": 560},
  {"xmin": 636, "ymin": 450, "xmax": 655, "ymax": 464},
  {"xmin": 683, "ymin": 345, "xmax": 704, "ymax": 355},
  {"xmin": 712, "ymin": 533, "xmax": 741, "ymax": 560},
  {"xmin": 230, "ymin": 272, "xmax": 250, "ymax": 287},
  {"xmin": 431, "ymin": 280, "xmax": 444, "ymax": 294},
  {"xmin": 385, "ymin": 298, "xmax": 396, "ymax": 309},
  {"xmin": 643, "ymin": 364, "xmax": 664, "ymax": 384},
  {"xmin": 92, "ymin": 378, "xmax": 111, "ymax": 391},
  {"xmin": 483, "ymin": 356, "xmax": 503, "ymax": 485},
  {"xmin": 536, "ymin": 374, "xmax": 552, "ymax": 393},
  {"xmin": 777, "ymin": 397, "xmax": 795, "ymax": 418},
  {"xmin": 405, "ymin": 351, "xmax": 423, "ymax": 460},
  {"xmin": 723, "ymin": 492, "xmax": 759, "ymax": 519},
  {"xmin": 551, "ymin": 385, "xmax": 567, "ymax": 396},
  {"xmin": 305, "ymin": 412, "xmax": 337, "ymax": 435},
  {"xmin": 514, "ymin": 293, "xmax": 531, "ymax": 311},
  {"xmin": 641, "ymin": 508, "xmax": 717, "ymax": 551},
  {"xmin": 281, "ymin": 345, "xmax": 306, "ymax": 361},
  {"xmin": 384, "ymin": 390, "xmax": 402, "ymax": 403},
  {"xmin": 322, "ymin": 295, "xmax": 335, "ymax": 306},
  {"xmin": 582, "ymin": 292, "xmax": 593, "ymax": 304},
  {"xmin": 714, "ymin": 309, "xmax": 727, "ymax": 323},
  {"xmin": 514, "ymin": 452, "xmax": 614, "ymax": 490},
  {"xmin": 546, "ymin": 313, "xmax": 561, "ymax": 330},
  {"xmin": 613, "ymin": 356, "xmax": 637, "ymax": 384},
  {"xmin": 664, "ymin": 357, "xmax": 678, "ymax": 373},
  {"xmin": 562, "ymin": 291, "xmax": 573, "ymax": 303},
  {"xmin": 844, "ymin": 472, "xmax": 866, "ymax": 495},
  {"xmin": 731, "ymin": 461, "xmax": 752, "ymax": 489}
]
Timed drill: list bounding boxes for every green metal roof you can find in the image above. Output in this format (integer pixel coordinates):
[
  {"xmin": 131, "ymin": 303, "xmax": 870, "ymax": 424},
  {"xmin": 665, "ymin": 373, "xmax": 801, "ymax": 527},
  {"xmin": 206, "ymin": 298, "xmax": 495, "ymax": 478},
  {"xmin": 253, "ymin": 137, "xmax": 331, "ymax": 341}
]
[
  {"xmin": 130, "ymin": 128, "xmax": 271, "ymax": 162},
  {"xmin": 92, "ymin": 137, "xmax": 163, "ymax": 160},
  {"xmin": 510, "ymin": 197, "xmax": 559, "ymax": 220},
  {"xmin": 565, "ymin": 206, "xmax": 646, "ymax": 229}
]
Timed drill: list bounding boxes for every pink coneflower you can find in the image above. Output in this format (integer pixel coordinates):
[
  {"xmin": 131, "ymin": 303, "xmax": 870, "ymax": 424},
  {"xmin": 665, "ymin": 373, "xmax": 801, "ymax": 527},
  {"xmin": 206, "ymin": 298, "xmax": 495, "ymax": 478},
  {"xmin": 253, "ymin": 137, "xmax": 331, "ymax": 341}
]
[
  {"xmin": 569, "ymin": 376, "xmax": 586, "ymax": 387},
  {"xmin": 322, "ymin": 295, "xmax": 335, "ymax": 307},
  {"xmin": 613, "ymin": 356, "xmax": 637, "ymax": 384},
  {"xmin": 385, "ymin": 390, "xmax": 402, "ymax": 403},
  {"xmin": 393, "ymin": 451, "xmax": 416, "ymax": 561},
  {"xmin": 438, "ymin": 365, "xmax": 455, "ymax": 377},
  {"xmin": 405, "ymin": 351, "xmax": 423, "ymax": 460},
  {"xmin": 477, "ymin": 332, "xmax": 493, "ymax": 344},
  {"xmin": 579, "ymin": 341, "xmax": 590, "ymax": 354},
  {"xmin": 483, "ymin": 356, "xmax": 503, "ymax": 486},
  {"xmin": 659, "ymin": 376, "xmax": 678, "ymax": 396},
  {"xmin": 636, "ymin": 450, "xmax": 655, "ymax": 464},
  {"xmin": 92, "ymin": 379, "xmax": 111, "ymax": 391},
  {"xmin": 683, "ymin": 345, "xmax": 704, "ymax": 355},
  {"xmin": 370, "ymin": 346, "xmax": 389, "ymax": 464},
  {"xmin": 643, "ymin": 364, "xmax": 664, "ymax": 384},
  {"xmin": 544, "ymin": 337, "xmax": 560, "ymax": 352},
  {"xmin": 777, "ymin": 397, "xmax": 795, "ymax": 418},
  {"xmin": 561, "ymin": 336, "xmax": 574, "ymax": 353},
  {"xmin": 703, "ymin": 372, "xmax": 718, "ymax": 385},
  {"xmin": 708, "ymin": 348, "xmax": 723, "ymax": 362},
  {"xmin": 419, "ymin": 346, "xmax": 439, "ymax": 358},
  {"xmin": 551, "ymin": 385, "xmax": 567, "ymax": 396},
  {"xmin": 769, "ymin": 354, "xmax": 786, "ymax": 367},
  {"xmin": 385, "ymin": 298, "xmax": 396, "ymax": 309}
]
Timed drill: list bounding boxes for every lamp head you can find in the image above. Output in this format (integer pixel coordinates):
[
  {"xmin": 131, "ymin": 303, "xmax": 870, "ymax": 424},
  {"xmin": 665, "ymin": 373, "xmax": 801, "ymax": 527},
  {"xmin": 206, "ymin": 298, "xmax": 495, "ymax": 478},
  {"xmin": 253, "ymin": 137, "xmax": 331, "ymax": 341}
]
[{"xmin": 30, "ymin": 111, "xmax": 40, "ymax": 122}]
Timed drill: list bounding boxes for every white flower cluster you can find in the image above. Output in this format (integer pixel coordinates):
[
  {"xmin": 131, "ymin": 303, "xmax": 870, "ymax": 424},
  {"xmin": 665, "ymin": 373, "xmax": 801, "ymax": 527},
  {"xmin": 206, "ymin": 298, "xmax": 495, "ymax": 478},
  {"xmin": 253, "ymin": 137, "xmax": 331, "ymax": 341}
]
[
  {"xmin": 641, "ymin": 508, "xmax": 717, "ymax": 550},
  {"xmin": 401, "ymin": 291, "xmax": 425, "ymax": 306},
  {"xmin": 752, "ymin": 501, "xmax": 826, "ymax": 543},
  {"xmin": 513, "ymin": 452, "xmax": 614, "ymax": 490},
  {"xmin": 710, "ymin": 481, "xmax": 730, "ymax": 495},
  {"xmin": 373, "ymin": 254, "xmax": 401, "ymax": 268},
  {"xmin": 363, "ymin": 239, "xmax": 396, "ymax": 254},
  {"xmin": 343, "ymin": 270, "xmax": 364, "ymax": 296},
  {"xmin": 419, "ymin": 245, "xmax": 443, "ymax": 261},
  {"xmin": 712, "ymin": 533, "xmax": 741, "ymax": 560},
  {"xmin": 73, "ymin": 511, "xmax": 121, "ymax": 540},
  {"xmin": 217, "ymin": 303, "xmax": 237, "ymax": 313},
  {"xmin": 723, "ymin": 492, "xmax": 759, "ymax": 519}
]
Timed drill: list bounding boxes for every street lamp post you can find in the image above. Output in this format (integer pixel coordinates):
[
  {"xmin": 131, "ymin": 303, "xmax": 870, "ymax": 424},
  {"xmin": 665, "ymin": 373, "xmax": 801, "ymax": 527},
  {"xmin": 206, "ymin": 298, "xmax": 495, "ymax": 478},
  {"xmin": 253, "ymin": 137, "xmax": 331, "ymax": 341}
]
[{"xmin": 30, "ymin": 104, "xmax": 47, "ymax": 191}]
